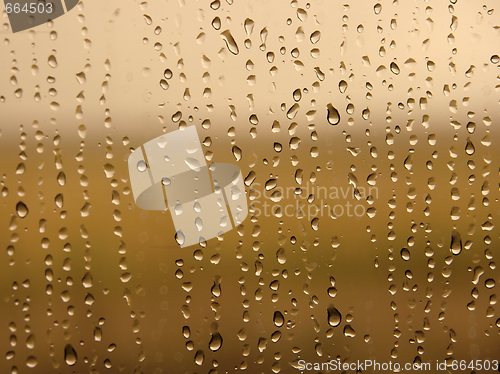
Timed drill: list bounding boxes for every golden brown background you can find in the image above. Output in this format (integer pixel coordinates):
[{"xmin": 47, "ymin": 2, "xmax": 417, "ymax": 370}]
[{"xmin": 0, "ymin": 0, "xmax": 498, "ymax": 373}]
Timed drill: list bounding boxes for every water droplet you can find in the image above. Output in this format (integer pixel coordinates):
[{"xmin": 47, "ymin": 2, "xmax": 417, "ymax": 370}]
[
  {"xmin": 465, "ymin": 138, "xmax": 475, "ymax": 155},
  {"xmin": 400, "ymin": 247, "xmax": 411, "ymax": 261},
  {"xmin": 390, "ymin": 62, "xmax": 400, "ymax": 74},
  {"xmin": 211, "ymin": 280, "xmax": 221, "ymax": 297},
  {"xmin": 232, "ymin": 145, "xmax": 242, "ymax": 161},
  {"xmin": 209, "ymin": 332, "xmax": 223, "ymax": 351},
  {"xmin": 16, "ymin": 201, "xmax": 28, "ymax": 218},
  {"xmin": 244, "ymin": 18, "xmax": 255, "ymax": 35},
  {"xmin": 343, "ymin": 325, "xmax": 356, "ymax": 337},
  {"xmin": 48, "ymin": 55, "xmax": 58, "ymax": 68},
  {"xmin": 137, "ymin": 160, "xmax": 147, "ymax": 172},
  {"xmin": 293, "ymin": 88, "xmax": 302, "ymax": 101},
  {"xmin": 339, "ymin": 80, "xmax": 348, "ymax": 93},
  {"xmin": 327, "ymin": 306, "xmax": 342, "ymax": 327},
  {"xmin": 484, "ymin": 278, "xmax": 495, "ymax": 289},
  {"xmin": 450, "ymin": 231, "xmax": 462, "ymax": 255},
  {"xmin": 64, "ymin": 344, "xmax": 78, "ymax": 366},
  {"xmin": 310, "ymin": 30, "xmax": 321, "ymax": 44},
  {"xmin": 194, "ymin": 350, "xmax": 204, "ymax": 365},
  {"xmin": 221, "ymin": 30, "xmax": 239, "ymax": 55},
  {"xmin": 273, "ymin": 311, "xmax": 284, "ymax": 327},
  {"xmin": 287, "ymin": 103, "xmax": 300, "ymax": 119},
  {"xmin": 82, "ymin": 272, "xmax": 93, "ymax": 288},
  {"xmin": 26, "ymin": 356, "xmax": 38, "ymax": 368},
  {"xmin": 327, "ymin": 104, "xmax": 340, "ymax": 125},
  {"xmin": 175, "ymin": 231, "xmax": 185, "ymax": 246}
]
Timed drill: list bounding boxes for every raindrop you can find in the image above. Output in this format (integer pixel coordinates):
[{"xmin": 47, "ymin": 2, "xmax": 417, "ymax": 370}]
[
  {"xmin": 484, "ymin": 279, "xmax": 495, "ymax": 289},
  {"xmin": 194, "ymin": 350, "xmax": 204, "ymax": 365},
  {"xmin": 287, "ymin": 103, "xmax": 300, "ymax": 119},
  {"xmin": 343, "ymin": 325, "xmax": 356, "ymax": 337},
  {"xmin": 327, "ymin": 104, "xmax": 340, "ymax": 125},
  {"xmin": 404, "ymin": 154, "xmax": 413, "ymax": 171},
  {"xmin": 310, "ymin": 30, "xmax": 321, "ymax": 44},
  {"xmin": 175, "ymin": 231, "xmax": 185, "ymax": 246},
  {"xmin": 465, "ymin": 138, "xmax": 475, "ymax": 155},
  {"xmin": 400, "ymin": 247, "xmax": 411, "ymax": 261},
  {"xmin": 64, "ymin": 344, "xmax": 78, "ymax": 366},
  {"xmin": 221, "ymin": 30, "xmax": 239, "ymax": 55},
  {"xmin": 339, "ymin": 80, "xmax": 348, "ymax": 93},
  {"xmin": 232, "ymin": 145, "xmax": 242, "ymax": 161},
  {"xmin": 164, "ymin": 68, "xmax": 173, "ymax": 79},
  {"xmin": 16, "ymin": 201, "xmax": 28, "ymax": 218},
  {"xmin": 211, "ymin": 280, "xmax": 221, "ymax": 297},
  {"xmin": 160, "ymin": 79, "xmax": 169, "ymax": 90},
  {"xmin": 137, "ymin": 160, "xmax": 147, "ymax": 172},
  {"xmin": 293, "ymin": 89, "xmax": 302, "ymax": 101},
  {"xmin": 26, "ymin": 356, "xmax": 38, "ymax": 368},
  {"xmin": 273, "ymin": 311, "xmax": 284, "ymax": 327},
  {"xmin": 82, "ymin": 272, "xmax": 93, "ymax": 288},
  {"xmin": 450, "ymin": 230, "xmax": 462, "ymax": 255},
  {"xmin": 48, "ymin": 55, "xmax": 58, "ymax": 68},
  {"xmin": 390, "ymin": 62, "xmax": 400, "ymax": 74},
  {"xmin": 327, "ymin": 306, "xmax": 342, "ymax": 327},
  {"xmin": 209, "ymin": 332, "xmax": 223, "ymax": 351},
  {"xmin": 244, "ymin": 18, "xmax": 255, "ymax": 36}
]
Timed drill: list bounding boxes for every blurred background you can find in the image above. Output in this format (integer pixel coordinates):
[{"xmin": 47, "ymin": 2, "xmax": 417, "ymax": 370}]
[{"xmin": 0, "ymin": 0, "xmax": 498, "ymax": 372}]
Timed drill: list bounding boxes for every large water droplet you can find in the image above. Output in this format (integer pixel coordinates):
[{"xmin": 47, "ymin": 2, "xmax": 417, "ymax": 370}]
[
  {"xmin": 327, "ymin": 104, "xmax": 340, "ymax": 125},
  {"xmin": 137, "ymin": 160, "xmax": 147, "ymax": 172},
  {"xmin": 175, "ymin": 231, "xmax": 185, "ymax": 246},
  {"xmin": 64, "ymin": 344, "xmax": 78, "ymax": 366},
  {"xmin": 209, "ymin": 332, "xmax": 223, "ymax": 351},
  {"xmin": 273, "ymin": 311, "xmax": 284, "ymax": 327},
  {"xmin": 327, "ymin": 306, "xmax": 342, "ymax": 327},
  {"xmin": 221, "ymin": 30, "xmax": 239, "ymax": 55},
  {"xmin": 16, "ymin": 201, "xmax": 29, "ymax": 218}
]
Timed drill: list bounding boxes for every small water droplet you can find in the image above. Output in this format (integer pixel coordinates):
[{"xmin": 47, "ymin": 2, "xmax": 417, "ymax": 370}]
[
  {"xmin": 450, "ymin": 230, "xmax": 462, "ymax": 255},
  {"xmin": 137, "ymin": 160, "xmax": 147, "ymax": 172}
]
